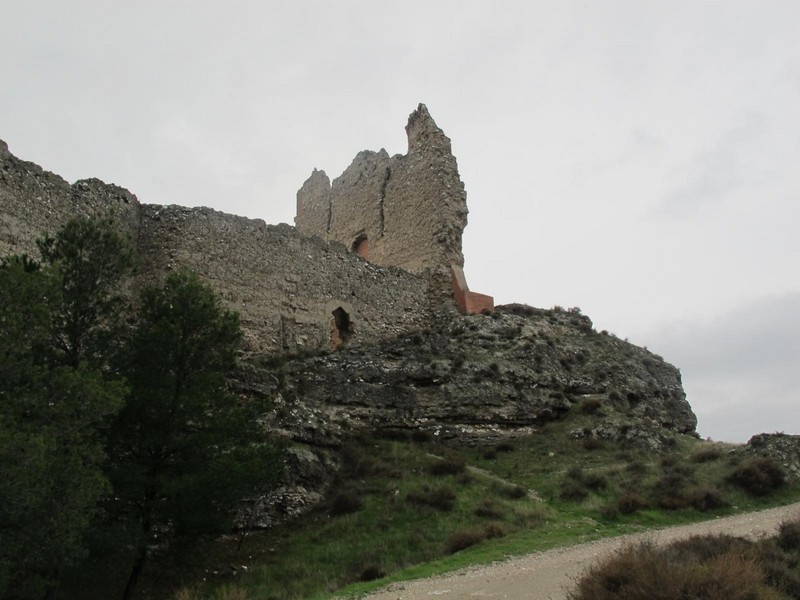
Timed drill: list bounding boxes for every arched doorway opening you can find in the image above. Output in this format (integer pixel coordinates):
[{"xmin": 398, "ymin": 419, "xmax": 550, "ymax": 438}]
[
  {"xmin": 352, "ymin": 235, "xmax": 369, "ymax": 259},
  {"xmin": 330, "ymin": 306, "xmax": 352, "ymax": 349}
]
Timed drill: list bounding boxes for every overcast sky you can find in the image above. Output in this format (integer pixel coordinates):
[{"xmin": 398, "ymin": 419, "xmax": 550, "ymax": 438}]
[{"xmin": 2, "ymin": 1, "xmax": 798, "ymax": 442}]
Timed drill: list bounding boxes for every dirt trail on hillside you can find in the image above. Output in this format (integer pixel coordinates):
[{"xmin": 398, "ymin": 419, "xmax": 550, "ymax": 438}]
[{"xmin": 359, "ymin": 502, "xmax": 800, "ymax": 600}]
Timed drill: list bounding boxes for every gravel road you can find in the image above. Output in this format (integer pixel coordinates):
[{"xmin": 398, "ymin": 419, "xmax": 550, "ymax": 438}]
[{"xmin": 359, "ymin": 502, "xmax": 800, "ymax": 600}]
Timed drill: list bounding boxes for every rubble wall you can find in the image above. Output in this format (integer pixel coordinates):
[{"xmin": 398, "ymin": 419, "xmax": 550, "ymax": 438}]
[
  {"xmin": 136, "ymin": 205, "xmax": 432, "ymax": 353},
  {"xmin": 1, "ymin": 139, "xmax": 433, "ymax": 354},
  {"xmin": 295, "ymin": 104, "xmax": 469, "ymax": 301},
  {"xmin": 0, "ymin": 140, "xmax": 140, "ymax": 258}
]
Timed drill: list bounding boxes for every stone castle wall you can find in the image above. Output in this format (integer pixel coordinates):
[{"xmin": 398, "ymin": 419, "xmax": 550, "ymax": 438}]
[
  {"xmin": 135, "ymin": 205, "xmax": 431, "ymax": 353},
  {"xmin": 0, "ymin": 139, "xmax": 432, "ymax": 354},
  {"xmin": 0, "ymin": 139, "xmax": 140, "ymax": 259},
  {"xmin": 1, "ymin": 104, "xmax": 490, "ymax": 352},
  {"xmin": 295, "ymin": 104, "xmax": 491, "ymax": 310}
]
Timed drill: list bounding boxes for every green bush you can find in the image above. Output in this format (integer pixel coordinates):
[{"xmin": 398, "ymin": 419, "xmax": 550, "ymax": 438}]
[
  {"xmin": 501, "ymin": 485, "xmax": 527, "ymax": 500},
  {"xmin": 495, "ymin": 441, "xmax": 515, "ymax": 453},
  {"xmin": 428, "ymin": 458, "xmax": 466, "ymax": 476},
  {"xmin": 560, "ymin": 482, "xmax": 588, "ymax": 503},
  {"xmin": 567, "ymin": 539, "xmax": 765, "ymax": 600},
  {"xmin": 691, "ymin": 447, "xmax": 724, "ymax": 463},
  {"xmin": 615, "ymin": 491, "xmax": 648, "ymax": 515},
  {"xmin": 685, "ymin": 485, "xmax": 729, "ymax": 512},
  {"xmin": 776, "ymin": 518, "xmax": 800, "ymax": 551},
  {"xmin": 445, "ymin": 529, "xmax": 484, "ymax": 554},
  {"xmin": 357, "ymin": 564, "xmax": 385, "ymax": 582},
  {"xmin": 406, "ymin": 486, "xmax": 456, "ymax": 511},
  {"xmin": 582, "ymin": 437, "xmax": 603, "ymax": 451},
  {"xmin": 727, "ymin": 457, "xmax": 785, "ymax": 496},
  {"xmin": 330, "ymin": 491, "xmax": 365, "ymax": 516},
  {"xmin": 474, "ymin": 499, "xmax": 504, "ymax": 519},
  {"xmin": 580, "ymin": 398, "xmax": 603, "ymax": 414}
]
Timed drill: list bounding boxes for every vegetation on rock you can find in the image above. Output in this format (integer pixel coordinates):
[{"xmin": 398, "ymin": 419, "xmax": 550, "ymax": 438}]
[{"xmin": 0, "ymin": 218, "xmax": 283, "ymax": 600}]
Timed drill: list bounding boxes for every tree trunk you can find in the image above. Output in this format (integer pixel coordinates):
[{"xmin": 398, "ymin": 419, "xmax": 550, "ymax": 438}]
[
  {"xmin": 122, "ymin": 544, "xmax": 147, "ymax": 600},
  {"xmin": 43, "ymin": 566, "xmax": 62, "ymax": 600}
]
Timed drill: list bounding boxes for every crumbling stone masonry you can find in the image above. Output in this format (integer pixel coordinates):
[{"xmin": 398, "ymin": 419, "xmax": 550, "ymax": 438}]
[
  {"xmin": 295, "ymin": 104, "xmax": 493, "ymax": 314},
  {"xmin": 0, "ymin": 139, "xmax": 431, "ymax": 354},
  {"xmin": 1, "ymin": 104, "xmax": 492, "ymax": 355}
]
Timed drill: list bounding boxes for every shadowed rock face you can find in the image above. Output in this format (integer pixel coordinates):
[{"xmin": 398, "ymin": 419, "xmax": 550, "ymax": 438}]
[
  {"xmin": 234, "ymin": 303, "xmax": 696, "ymax": 526},
  {"xmin": 241, "ymin": 304, "xmax": 696, "ymax": 447}
]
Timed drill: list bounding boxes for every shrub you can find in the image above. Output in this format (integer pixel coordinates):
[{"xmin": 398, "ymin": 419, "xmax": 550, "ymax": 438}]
[
  {"xmin": 411, "ymin": 429, "xmax": 433, "ymax": 443},
  {"xmin": 759, "ymin": 540, "xmax": 800, "ymax": 597},
  {"xmin": 567, "ymin": 540, "xmax": 766, "ymax": 600},
  {"xmin": 686, "ymin": 485, "xmax": 729, "ymax": 512},
  {"xmin": 691, "ymin": 446, "xmax": 723, "ymax": 463},
  {"xmin": 574, "ymin": 472, "xmax": 602, "ymax": 492},
  {"xmin": 582, "ymin": 436, "xmax": 603, "ymax": 451},
  {"xmin": 406, "ymin": 486, "xmax": 456, "ymax": 511},
  {"xmin": 330, "ymin": 491, "xmax": 365, "ymax": 516},
  {"xmin": 727, "ymin": 457, "xmax": 785, "ymax": 496},
  {"xmin": 501, "ymin": 485, "xmax": 527, "ymax": 500},
  {"xmin": 357, "ymin": 564, "xmax": 385, "ymax": 582},
  {"xmin": 626, "ymin": 461, "xmax": 648, "ymax": 476},
  {"xmin": 483, "ymin": 522, "xmax": 506, "ymax": 539},
  {"xmin": 428, "ymin": 457, "xmax": 466, "ymax": 476},
  {"xmin": 616, "ymin": 491, "xmax": 648, "ymax": 515},
  {"xmin": 560, "ymin": 480, "xmax": 588, "ymax": 502},
  {"xmin": 776, "ymin": 518, "xmax": 800, "ymax": 551},
  {"xmin": 445, "ymin": 529, "xmax": 484, "ymax": 554},
  {"xmin": 580, "ymin": 398, "xmax": 603, "ymax": 414},
  {"xmin": 474, "ymin": 499, "xmax": 504, "ymax": 519}
]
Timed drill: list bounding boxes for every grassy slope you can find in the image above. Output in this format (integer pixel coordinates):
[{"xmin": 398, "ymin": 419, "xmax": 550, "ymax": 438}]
[{"xmin": 145, "ymin": 402, "xmax": 800, "ymax": 600}]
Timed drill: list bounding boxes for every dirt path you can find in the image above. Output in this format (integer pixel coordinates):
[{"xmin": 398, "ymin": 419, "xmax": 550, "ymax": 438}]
[{"xmin": 359, "ymin": 502, "xmax": 800, "ymax": 600}]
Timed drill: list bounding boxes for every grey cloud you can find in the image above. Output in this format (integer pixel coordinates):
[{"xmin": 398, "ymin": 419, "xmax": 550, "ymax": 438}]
[
  {"xmin": 646, "ymin": 292, "xmax": 800, "ymax": 441},
  {"xmin": 657, "ymin": 112, "xmax": 767, "ymax": 216}
]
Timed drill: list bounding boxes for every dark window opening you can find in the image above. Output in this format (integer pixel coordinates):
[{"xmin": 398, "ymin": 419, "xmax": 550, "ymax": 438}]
[
  {"xmin": 331, "ymin": 307, "xmax": 352, "ymax": 349},
  {"xmin": 352, "ymin": 236, "xmax": 369, "ymax": 259}
]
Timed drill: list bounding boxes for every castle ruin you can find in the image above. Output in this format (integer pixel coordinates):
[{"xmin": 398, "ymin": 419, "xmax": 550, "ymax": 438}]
[
  {"xmin": 295, "ymin": 104, "xmax": 492, "ymax": 315},
  {"xmin": 0, "ymin": 104, "xmax": 492, "ymax": 354}
]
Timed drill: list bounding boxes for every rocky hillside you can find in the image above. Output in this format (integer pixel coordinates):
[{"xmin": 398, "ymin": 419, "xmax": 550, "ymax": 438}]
[{"xmin": 234, "ymin": 303, "xmax": 698, "ymax": 524}]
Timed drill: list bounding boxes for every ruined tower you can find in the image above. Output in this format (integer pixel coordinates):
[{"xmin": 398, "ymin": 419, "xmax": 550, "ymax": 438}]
[{"xmin": 295, "ymin": 104, "xmax": 493, "ymax": 314}]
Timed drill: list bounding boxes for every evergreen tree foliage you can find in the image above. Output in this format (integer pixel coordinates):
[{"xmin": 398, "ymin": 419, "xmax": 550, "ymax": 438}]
[
  {"xmin": 0, "ymin": 252, "xmax": 127, "ymax": 600},
  {"xmin": 106, "ymin": 270, "xmax": 283, "ymax": 600},
  {"xmin": 1, "ymin": 220, "xmax": 282, "ymax": 600},
  {"xmin": 37, "ymin": 217, "xmax": 133, "ymax": 368}
]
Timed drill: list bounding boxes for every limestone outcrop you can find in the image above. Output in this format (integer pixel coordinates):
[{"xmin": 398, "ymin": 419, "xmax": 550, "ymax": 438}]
[{"xmin": 257, "ymin": 305, "xmax": 696, "ymax": 447}]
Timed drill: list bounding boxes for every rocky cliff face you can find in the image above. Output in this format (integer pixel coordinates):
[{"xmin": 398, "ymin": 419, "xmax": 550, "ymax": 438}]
[
  {"xmin": 256, "ymin": 304, "xmax": 695, "ymax": 445},
  {"xmin": 234, "ymin": 303, "xmax": 697, "ymax": 525}
]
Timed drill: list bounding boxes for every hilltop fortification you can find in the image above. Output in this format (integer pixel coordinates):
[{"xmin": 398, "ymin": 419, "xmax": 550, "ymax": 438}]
[
  {"xmin": 0, "ymin": 108, "xmax": 701, "ymax": 525},
  {"xmin": 1, "ymin": 106, "xmax": 492, "ymax": 354},
  {"xmin": 296, "ymin": 104, "xmax": 493, "ymax": 314}
]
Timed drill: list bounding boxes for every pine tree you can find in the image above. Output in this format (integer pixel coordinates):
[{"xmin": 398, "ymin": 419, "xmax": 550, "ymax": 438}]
[
  {"xmin": 0, "ymin": 251, "xmax": 126, "ymax": 600},
  {"xmin": 107, "ymin": 270, "xmax": 282, "ymax": 600}
]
